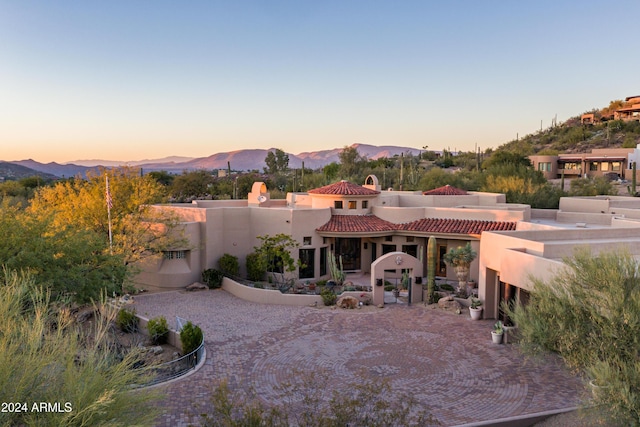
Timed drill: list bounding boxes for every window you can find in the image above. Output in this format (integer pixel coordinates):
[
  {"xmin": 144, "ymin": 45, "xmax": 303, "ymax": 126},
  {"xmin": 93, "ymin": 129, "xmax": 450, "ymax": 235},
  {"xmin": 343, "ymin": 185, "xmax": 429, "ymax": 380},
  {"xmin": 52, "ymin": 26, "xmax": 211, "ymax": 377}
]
[
  {"xmin": 563, "ymin": 162, "xmax": 579, "ymax": 170},
  {"xmin": 537, "ymin": 162, "xmax": 551, "ymax": 172},
  {"xmin": 384, "ymin": 236, "xmax": 393, "ymax": 242},
  {"xmin": 406, "ymin": 236, "xmax": 414, "ymax": 243},
  {"xmin": 612, "ymin": 162, "xmax": 621, "ymax": 171},
  {"xmin": 402, "ymin": 245, "xmax": 417, "ymax": 257},
  {"xmin": 334, "ymin": 201, "xmax": 343, "ymax": 209},
  {"xmin": 348, "ymin": 201, "xmax": 357, "ymax": 209},
  {"xmin": 362, "ymin": 200, "xmax": 368, "ymax": 209},
  {"xmin": 601, "ymin": 162, "xmax": 610, "ymax": 171},
  {"xmin": 299, "ymin": 249, "xmax": 315, "ymax": 279},
  {"xmin": 320, "ymin": 247, "xmax": 327, "ymax": 276},
  {"xmin": 590, "ymin": 162, "xmax": 599, "ymax": 171},
  {"xmin": 303, "ymin": 236, "xmax": 312, "ymax": 246},
  {"xmin": 163, "ymin": 250, "xmax": 186, "ymax": 260},
  {"xmin": 382, "ymin": 244, "xmax": 396, "ymax": 255}
]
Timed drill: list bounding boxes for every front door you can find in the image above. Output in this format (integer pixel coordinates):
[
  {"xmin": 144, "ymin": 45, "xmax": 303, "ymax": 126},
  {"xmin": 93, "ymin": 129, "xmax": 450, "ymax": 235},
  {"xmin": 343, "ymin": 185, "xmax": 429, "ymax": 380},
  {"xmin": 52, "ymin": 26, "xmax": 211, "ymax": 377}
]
[{"xmin": 336, "ymin": 238, "xmax": 361, "ymax": 271}]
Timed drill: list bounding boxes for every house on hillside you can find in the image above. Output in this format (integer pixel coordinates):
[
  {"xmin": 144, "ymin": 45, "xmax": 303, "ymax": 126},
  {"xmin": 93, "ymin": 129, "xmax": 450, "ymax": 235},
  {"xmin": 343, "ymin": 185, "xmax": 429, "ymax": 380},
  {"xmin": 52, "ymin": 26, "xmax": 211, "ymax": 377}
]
[
  {"xmin": 614, "ymin": 96, "xmax": 640, "ymax": 122},
  {"xmin": 530, "ymin": 145, "xmax": 640, "ymax": 180}
]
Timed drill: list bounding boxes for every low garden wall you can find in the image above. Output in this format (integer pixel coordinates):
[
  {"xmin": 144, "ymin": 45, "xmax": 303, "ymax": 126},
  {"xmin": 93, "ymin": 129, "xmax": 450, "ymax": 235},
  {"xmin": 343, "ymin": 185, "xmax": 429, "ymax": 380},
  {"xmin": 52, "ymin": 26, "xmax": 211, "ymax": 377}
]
[
  {"xmin": 136, "ymin": 314, "xmax": 183, "ymax": 352},
  {"xmin": 222, "ymin": 277, "xmax": 324, "ymax": 306}
]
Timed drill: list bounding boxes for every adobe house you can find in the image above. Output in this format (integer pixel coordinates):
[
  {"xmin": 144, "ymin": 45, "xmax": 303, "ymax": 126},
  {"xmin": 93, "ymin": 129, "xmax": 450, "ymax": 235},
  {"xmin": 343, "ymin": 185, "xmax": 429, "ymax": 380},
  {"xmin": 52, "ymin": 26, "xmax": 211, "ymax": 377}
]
[
  {"xmin": 134, "ymin": 176, "xmax": 526, "ymax": 293},
  {"xmin": 478, "ymin": 195, "xmax": 640, "ymax": 322},
  {"xmin": 530, "ymin": 145, "xmax": 640, "ymax": 181},
  {"xmin": 614, "ymin": 96, "xmax": 640, "ymax": 122}
]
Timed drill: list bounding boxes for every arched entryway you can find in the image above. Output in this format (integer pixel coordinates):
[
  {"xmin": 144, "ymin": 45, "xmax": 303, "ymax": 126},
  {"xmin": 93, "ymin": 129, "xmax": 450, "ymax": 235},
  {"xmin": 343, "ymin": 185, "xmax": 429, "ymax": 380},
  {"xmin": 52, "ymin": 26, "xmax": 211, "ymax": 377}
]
[{"xmin": 371, "ymin": 252, "xmax": 423, "ymax": 306}]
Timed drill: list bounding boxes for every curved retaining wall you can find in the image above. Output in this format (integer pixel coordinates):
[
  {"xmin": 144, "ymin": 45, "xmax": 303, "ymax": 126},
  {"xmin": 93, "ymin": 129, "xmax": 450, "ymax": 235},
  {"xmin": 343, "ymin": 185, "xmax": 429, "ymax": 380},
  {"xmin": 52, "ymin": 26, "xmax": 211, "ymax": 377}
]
[{"xmin": 222, "ymin": 277, "xmax": 324, "ymax": 306}]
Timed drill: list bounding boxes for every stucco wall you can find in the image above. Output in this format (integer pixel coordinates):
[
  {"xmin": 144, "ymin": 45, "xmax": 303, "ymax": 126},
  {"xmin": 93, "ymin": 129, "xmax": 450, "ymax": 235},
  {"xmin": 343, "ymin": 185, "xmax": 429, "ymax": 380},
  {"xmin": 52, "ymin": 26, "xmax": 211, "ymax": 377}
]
[{"xmin": 222, "ymin": 277, "xmax": 323, "ymax": 306}]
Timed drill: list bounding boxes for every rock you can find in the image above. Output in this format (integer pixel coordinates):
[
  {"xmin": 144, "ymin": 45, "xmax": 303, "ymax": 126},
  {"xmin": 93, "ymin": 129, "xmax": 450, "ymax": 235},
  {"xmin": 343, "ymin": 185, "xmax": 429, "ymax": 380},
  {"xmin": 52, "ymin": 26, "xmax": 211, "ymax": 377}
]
[
  {"xmin": 336, "ymin": 296, "xmax": 359, "ymax": 309},
  {"xmin": 151, "ymin": 346, "xmax": 164, "ymax": 355},
  {"xmin": 308, "ymin": 301, "xmax": 318, "ymax": 307},
  {"xmin": 186, "ymin": 282, "xmax": 208, "ymax": 291},
  {"xmin": 377, "ymin": 304, "xmax": 384, "ymax": 309},
  {"xmin": 172, "ymin": 352, "xmax": 180, "ymax": 358},
  {"xmin": 438, "ymin": 296, "xmax": 462, "ymax": 312},
  {"xmin": 75, "ymin": 308, "xmax": 95, "ymax": 323}
]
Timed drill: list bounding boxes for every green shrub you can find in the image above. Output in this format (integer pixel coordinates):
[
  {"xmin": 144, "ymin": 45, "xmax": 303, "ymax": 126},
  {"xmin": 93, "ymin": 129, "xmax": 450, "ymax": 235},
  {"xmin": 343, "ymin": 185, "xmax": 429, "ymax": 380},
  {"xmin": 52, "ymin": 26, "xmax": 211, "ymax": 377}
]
[
  {"xmin": 218, "ymin": 253, "xmax": 239, "ymax": 276},
  {"xmin": 384, "ymin": 284, "xmax": 394, "ymax": 292},
  {"xmin": 116, "ymin": 307, "xmax": 138, "ymax": 333},
  {"xmin": 180, "ymin": 321, "xmax": 203, "ymax": 355},
  {"xmin": 202, "ymin": 268, "xmax": 224, "ymax": 289},
  {"xmin": 246, "ymin": 252, "xmax": 267, "ymax": 282},
  {"xmin": 320, "ymin": 288, "xmax": 336, "ymax": 306},
  {"xmin": 147, "ymin": 316, "xmax": 169, "ymax": 345},
  {"xmin": 254, "ymin": 283, "xmax": 264, "ymax": 289},
  {"xmin": 438, "ymin": 283, "xmax": 455, "ymax": 292}
]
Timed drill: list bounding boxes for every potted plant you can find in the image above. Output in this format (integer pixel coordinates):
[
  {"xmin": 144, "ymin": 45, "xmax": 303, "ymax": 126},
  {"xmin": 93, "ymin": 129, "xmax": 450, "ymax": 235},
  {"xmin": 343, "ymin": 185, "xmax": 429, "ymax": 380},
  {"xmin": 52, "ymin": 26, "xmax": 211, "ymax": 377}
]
[
  {"xmin": 469, "ymin": 297, "xmax": 483, "ymax": 320},
  {"xmin": 491, "ymin": 320, "xmax": 504, "ymax": 344},
  {"xmin": 443, "ymin": 243, "xmax": 477, "ymax": 298}
]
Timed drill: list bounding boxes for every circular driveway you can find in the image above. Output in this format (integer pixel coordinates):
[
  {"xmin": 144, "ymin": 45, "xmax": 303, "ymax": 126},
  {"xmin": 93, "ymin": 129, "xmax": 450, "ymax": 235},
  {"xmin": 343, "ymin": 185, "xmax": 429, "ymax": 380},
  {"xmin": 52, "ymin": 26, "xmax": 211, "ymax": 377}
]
[{"xmin": 134, "ymin": 290, "xmax": 582, "ymax": 426}]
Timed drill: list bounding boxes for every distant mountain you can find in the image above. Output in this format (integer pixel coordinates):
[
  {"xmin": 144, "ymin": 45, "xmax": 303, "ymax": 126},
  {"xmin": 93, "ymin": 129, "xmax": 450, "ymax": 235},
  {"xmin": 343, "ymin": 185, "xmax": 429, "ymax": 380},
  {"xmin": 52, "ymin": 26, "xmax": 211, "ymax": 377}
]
[
  {"xmin": 11, "ymin": 160, "xmax": 96, "ymax": 179},
  {"xmin": 4, "ymin": 144, "xmax": 422, "ymax": 177},
  {"xmin": 294, "ymin": 144, "xmax": 422, "ymax": 169},
  {"xmin": 68, "ymin": 156, "xmax": 195, "ymax": 167},
  {"xmin": 0, "ymin": 161, "xmax": 59, "ymax": 181}
]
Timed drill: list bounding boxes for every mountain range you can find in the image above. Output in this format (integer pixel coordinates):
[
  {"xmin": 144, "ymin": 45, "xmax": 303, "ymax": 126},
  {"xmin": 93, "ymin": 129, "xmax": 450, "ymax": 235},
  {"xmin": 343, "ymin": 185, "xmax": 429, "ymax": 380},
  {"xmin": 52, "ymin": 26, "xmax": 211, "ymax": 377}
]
[{"xmin": 2, "ymin": 144, "xmax": 422, "ymax": 179}]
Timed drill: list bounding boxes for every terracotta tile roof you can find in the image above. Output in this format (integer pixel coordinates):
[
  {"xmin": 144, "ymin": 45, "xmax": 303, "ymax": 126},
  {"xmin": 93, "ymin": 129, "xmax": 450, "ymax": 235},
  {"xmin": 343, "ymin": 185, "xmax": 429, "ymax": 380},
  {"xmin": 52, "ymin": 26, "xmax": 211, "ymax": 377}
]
[
  {"xmin": 316, "ymin": 215, "xmax": 396, "ymax": 233},
  {"xmin": 422, "ymin": 185, "xmax": 468, "ymax": 196},
  {"xmin": 308, "ymin": 180, "xmax": 380, "ymax": 196},
  {"xmin": 317, "ymin": 215, "xmax": 517, "ymax": 235},
  {"xmin": 399, "ymin": 218, "xmax": 517, "ymax": 234}
]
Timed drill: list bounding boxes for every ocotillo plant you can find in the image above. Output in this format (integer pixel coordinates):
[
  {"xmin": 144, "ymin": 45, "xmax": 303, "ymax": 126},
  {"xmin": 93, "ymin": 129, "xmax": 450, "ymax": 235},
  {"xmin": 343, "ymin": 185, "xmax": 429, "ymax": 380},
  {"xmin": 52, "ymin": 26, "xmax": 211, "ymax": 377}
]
[{"xmin": 427, "ymin": 236, "xmax": 437, "ymax": 304}]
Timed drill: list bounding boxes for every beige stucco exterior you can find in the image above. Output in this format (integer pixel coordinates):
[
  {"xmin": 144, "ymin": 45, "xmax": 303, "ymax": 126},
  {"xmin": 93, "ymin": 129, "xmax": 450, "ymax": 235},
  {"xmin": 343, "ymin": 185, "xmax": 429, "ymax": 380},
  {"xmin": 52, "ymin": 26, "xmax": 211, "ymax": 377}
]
[
  {"xmin": 133, "ymin": 178, "xmax": 525, "ymax": 292},
  {"xmin": 478, "ymin": 196, "xmax": 640, "ymax": 320}
]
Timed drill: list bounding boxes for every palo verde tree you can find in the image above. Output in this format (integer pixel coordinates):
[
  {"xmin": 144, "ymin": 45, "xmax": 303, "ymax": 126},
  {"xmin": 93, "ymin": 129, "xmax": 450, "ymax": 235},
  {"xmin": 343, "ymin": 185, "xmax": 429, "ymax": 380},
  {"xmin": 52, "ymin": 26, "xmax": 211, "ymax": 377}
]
[
  {"xmin": 0, "ymin": 205, "xmax": 126, "ymax": 303},
  {"xmin": 26, "ymin": 167, "xmax": 185, "ymax": 298}
]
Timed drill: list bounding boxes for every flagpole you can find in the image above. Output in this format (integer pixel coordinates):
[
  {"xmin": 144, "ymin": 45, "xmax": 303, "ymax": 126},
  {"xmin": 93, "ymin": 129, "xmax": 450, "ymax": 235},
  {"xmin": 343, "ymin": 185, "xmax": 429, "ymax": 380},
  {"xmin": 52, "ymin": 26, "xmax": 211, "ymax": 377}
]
[{"xmin": 106, "ymin": 176, "xmax": 113, "ymax": 254}]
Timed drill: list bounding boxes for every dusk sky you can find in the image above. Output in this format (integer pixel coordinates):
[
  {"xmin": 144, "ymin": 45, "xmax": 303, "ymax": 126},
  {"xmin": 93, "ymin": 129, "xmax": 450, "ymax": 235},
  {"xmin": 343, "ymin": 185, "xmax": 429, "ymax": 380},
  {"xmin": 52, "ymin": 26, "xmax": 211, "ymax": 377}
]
[{"xmin": 1, "ymin": 1, "xmax": 638, "ymax": 164}]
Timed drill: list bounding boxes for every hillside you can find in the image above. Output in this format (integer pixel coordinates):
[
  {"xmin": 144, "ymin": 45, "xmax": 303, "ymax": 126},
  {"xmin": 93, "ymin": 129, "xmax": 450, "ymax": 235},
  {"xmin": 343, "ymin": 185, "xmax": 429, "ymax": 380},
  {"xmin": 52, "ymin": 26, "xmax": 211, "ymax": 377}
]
[
  {"xmin": 0, "ymin": 161, "xmax": 58, "ymax": 181},
  {"xmin": 498, "ymin": 113, "xmax": 640, "ymax": 156}
]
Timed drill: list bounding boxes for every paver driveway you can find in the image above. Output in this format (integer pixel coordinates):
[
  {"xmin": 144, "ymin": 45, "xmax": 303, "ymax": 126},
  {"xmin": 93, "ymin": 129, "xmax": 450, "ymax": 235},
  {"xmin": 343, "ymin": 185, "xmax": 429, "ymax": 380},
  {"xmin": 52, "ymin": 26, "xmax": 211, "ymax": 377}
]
[{"xmin": 133, "ymin": 289, "xmax": 583, "ymax": 426}]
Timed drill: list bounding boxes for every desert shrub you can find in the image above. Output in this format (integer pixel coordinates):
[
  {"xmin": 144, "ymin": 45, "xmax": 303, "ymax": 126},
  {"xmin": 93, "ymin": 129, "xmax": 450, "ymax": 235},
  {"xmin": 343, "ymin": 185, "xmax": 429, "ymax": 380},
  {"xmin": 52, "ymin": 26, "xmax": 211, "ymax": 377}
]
[
  {"xmin": 147, "ymin": 316, "xmax": 169, "ymax": 345},
  {"xmin": 116, "ymin": 307, "xmax": 138, "ymax": 333},
  {"xmin": 246, "ymin": 252, "xmax": 267, "ymax": 282},
  {"xmin": 438, "ymin": 283, "xmax": 455, "ymax": 292},
  {"xmin": 180, "ymin": 321, "xmax": 203, "ymax": 355},
  {"xmin": 506, "ymin": 249, "xmax": 640, "ymax": 423},
  {"xmin": 320, "ymin": 287, "xmax": 337, "ymax": 306},
  {"xmin": 254, "ymin": 283, "xmax": 264, "ymax": 289},
  {"xmin": 384, "ymin": 284, "xmax": 394, "ymax": 292},
  {"xmin": 202, "ymin": 268, "xmax": 224, "ymax": 289},
  {"xmin": 218, "ymin": 253, "xmax": 239, "ymax": 276},
  {"xmin": 196, "ymin": 370, "xmax": 437, "ymax": 426}
]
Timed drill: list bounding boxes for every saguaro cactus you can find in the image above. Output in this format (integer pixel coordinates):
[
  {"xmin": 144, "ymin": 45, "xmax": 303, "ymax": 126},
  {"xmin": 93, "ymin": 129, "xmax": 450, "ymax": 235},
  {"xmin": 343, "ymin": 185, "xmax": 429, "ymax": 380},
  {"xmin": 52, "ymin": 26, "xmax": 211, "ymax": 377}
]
[{"xmin": 427, "ymin": 236, "xmax": 437, "ymax": 304}]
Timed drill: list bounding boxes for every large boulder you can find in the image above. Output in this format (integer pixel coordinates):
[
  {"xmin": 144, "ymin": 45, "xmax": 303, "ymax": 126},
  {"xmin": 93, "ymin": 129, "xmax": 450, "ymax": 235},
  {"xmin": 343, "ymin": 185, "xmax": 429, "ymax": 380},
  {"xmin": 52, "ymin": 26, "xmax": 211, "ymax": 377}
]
[
  {"xmin": 336, "ymin": 296, "xmax": 359, "ymax": 309},
  {"xmin": 438, "ymin": 295, "xmax": 462, "ymax": 312}
]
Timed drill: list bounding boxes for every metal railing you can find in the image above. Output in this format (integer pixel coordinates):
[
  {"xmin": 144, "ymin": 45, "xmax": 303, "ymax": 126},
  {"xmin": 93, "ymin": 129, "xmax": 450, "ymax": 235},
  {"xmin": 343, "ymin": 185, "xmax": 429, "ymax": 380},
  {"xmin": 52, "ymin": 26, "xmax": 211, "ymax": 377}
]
[{"xmin": 135, "ymin": 338, "xmax": 205, "ymax": 387}]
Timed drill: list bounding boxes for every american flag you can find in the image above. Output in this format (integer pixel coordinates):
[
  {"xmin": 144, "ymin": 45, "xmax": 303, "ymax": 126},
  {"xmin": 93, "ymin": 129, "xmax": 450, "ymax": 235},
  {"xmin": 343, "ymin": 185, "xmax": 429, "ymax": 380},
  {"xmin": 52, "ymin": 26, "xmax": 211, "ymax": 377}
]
[{"xmin": 105, "ymin": 177, "xmax": 113, "ymax": 210}]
